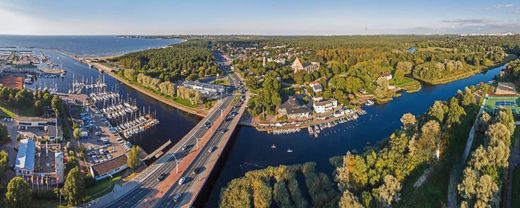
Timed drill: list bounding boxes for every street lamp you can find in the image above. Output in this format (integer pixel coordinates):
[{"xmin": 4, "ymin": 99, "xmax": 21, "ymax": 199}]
[{"xmin": 172, "ymin": 153, "xmax": 180, "ymax": 173}]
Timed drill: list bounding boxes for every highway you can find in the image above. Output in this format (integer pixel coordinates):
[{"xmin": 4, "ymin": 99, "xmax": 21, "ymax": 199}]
[
  {"xmin": 155, "ymin": 79, "xmax": 242, "ymax": 207},
  {"xmin": 101, "ymin": 53, "xmax": 244, "ymax": 208}
]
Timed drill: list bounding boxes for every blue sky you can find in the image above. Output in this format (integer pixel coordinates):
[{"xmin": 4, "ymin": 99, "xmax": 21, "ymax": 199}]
[{"xmin": 0, "ymin": 0, "xmax": 519, "ymax": 35}]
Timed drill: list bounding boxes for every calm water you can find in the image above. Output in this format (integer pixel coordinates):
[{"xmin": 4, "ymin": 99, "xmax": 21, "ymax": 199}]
[
  {"xmin": 0, "ymin": 36, "xmax": 198, "ymax": 153},
  {"xmin": 0, "ymin": 35, "xmax": 181, "ymax": 57},
  {"xmin": 202, "ymin": 65, "xmax": 505, "ymax": 207}
]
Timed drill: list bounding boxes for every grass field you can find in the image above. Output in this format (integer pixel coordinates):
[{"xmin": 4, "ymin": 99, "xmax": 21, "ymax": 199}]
[
  {"xmin": 84, "ymin": 171, "xmax": 124, "ymax": 202},
  {"xmin": 484, "ymin": 96, "xmax": 520, "ymax": 114}
]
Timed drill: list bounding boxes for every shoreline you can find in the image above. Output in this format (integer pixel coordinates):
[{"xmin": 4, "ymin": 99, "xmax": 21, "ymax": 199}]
[
  {"xmin": 91, "ymin": 62, "xmax": 209, "ymax": 117},
  {"xmin": 61, "ymin": 52, "xmax": 209, "ymax": 117}
]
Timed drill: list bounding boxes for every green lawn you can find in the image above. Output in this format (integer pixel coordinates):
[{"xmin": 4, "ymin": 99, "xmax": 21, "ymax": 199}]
[
  {"xmin": 484, "ymin": 96, "xmax": 520, "ymax": 114},
  {"xmin": 0, "ymin": 104, "xmax": 38, "ymax": 118},
  {"xmin": 84, "ymin": 172, "xmax": 124, "ymax": 201},
  {"xmin": 30, "ymin": 198, "xmax": 67, "ymax": 208}
]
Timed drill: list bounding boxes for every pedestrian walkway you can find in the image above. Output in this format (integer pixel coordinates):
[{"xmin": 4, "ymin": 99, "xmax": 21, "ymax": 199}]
[{"xmin": 447, "ymin": 96, "xmax": 488, "ymax": 208}]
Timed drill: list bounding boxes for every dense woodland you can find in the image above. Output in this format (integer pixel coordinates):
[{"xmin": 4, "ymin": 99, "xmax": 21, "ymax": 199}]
[
  {"xmin": 112, "ymin": 40, "xmax": 218, "ymax": 82},
  {"xmin": 219, "ymin": 162, "xmax": 339, "ymax": 208},
  {"xmin": 219, "ymin": 35, "xmax": 520, "ymax": 117}
]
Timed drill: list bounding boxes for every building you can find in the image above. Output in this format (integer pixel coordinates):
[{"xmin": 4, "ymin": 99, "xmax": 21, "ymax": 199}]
[
  {"xmin": 292, "ymin": 57, "xmax": 320, "ymax": 73},
  {"xmin": 182, "ymin": 81, "xmax": 226, "ymax": 97},
  {"xmin": 17, "ymin": 117, "xmax": 57, "ymax": 130},
  {"xmin": 89, "ymin": 154, "xmax": 128, "ymax": 181},
  {"xmin": 15, "ymin": 139, "xmax": 36, "ymax": 176},
  {"xmin": 313, "ymin": 99, "xmax": 338, "ymax": 114},
  {"xmin": 278, "ymin": 96, "xmax": 311, "ymax": 120},
  {"xmin": 309, "ymin": 82, "xmax": 323, "ymax": 93},
  {"xmin": 380, "ymin": 72, "xmax": 393, "ymax": 80},
  {"xmin": 15, "ymin": 140, "xmax": 64, "ymax": 186}
]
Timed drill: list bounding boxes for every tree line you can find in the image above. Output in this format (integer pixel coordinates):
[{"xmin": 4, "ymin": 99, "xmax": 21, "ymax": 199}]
[
  {"xmin": 336, "ymin": 84, "xmax": 485, "ymax": 207},
  {"xmin": 219, "ymin": 162, "xmax": 339, "ymax": 208}
]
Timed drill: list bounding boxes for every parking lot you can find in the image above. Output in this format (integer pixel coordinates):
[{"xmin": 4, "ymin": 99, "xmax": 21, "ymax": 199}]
[{"xmin": 77, "ymin": 107, "xmax": 129, "ymax": 166}]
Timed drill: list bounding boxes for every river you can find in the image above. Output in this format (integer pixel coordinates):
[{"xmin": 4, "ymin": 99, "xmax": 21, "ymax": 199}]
[
  {"xmin": 0, "ymin": 35, "xmax": 507, "ymax": 207},
  {"xmin": 202, "ymin": 64, "xmax": 505, "ymax": 207}
]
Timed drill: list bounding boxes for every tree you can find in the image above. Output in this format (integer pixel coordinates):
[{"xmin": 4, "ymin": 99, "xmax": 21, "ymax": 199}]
[
  {"xmin": 5, "ymin": 176, "xmax": 32, "ymax": 208},
  {"xmin": 34, "ymin": 100, "xmax": 43, "ymax": 116},
  {"xmin": 63, "ymin": 167, "xmax": 85, "ymax": 206},
  {"xmin": 477, "ymin": 112, "xmax": 491, "ymax": 132},
  {"xmin": 51, "ymin": 95, "xmax": 61, "ymax": 116},
  {"xmin": 0, "ymin": 123, "xmax": 9, "ymax": 143},
  {"xmin": 339, "ymin": 190, "xmax": 363, "ymax": 208},
  {"xmin": 427, "ymin": 101, "xmax": 448, "ymax": 122},
  {"xmin": 73, "ymin": 127, "xmax": 81, "ymax": 140},
  {"xmin": 127, "ymin": 145, "xmax": 142, "ymax": 169},
  {"xmin": 400, "ymin": 113, "xmax": 416, "ymax": 131},
  {"xmin": 374, "ymin": 175, "xmax": 401, "ymax": 207},
  {"xmin": 446, "ymin": 97, "xmax": 466, "ymax": 127},
  {"xmin": 461, "ymin": 88, "xmax": 476, "ymax": 106},
  {"xmin": 0, "ymin": 150, "xmax": 8, "ymax": 183}
]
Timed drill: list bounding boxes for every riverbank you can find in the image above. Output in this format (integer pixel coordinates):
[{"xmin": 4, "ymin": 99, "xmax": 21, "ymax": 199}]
[
  {"xmin": 90, "ymin": 61, "xmax": 208, "ymax": 117},
  {"xmin": 415, "ymin": 54, "xmax": 518, "ymax": 85},
  {"xmin": 61, "ymin": 52, "xmax": 209, "ymax": 117}
]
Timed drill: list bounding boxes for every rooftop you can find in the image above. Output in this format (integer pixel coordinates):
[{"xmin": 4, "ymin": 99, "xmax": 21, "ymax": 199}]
[
  {"xmin": 15, "ymin": 139, "xmax": 36, "ymax": 172},
  {"xmin": 280, "ymin": 96, "xmax": 310, "ymax": 115},
  {"xmin": 90, "ymin": 154, "xmax": 128, "ymax": 177}
]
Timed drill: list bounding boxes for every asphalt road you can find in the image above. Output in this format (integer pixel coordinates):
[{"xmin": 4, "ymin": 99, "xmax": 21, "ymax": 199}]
[{"xmin": 103, "ymin": 56, "xmax": 242, "ymax": 208}]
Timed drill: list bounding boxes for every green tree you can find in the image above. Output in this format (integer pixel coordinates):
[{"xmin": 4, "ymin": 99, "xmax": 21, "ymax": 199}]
[
  {"xmin": 127, "ymin": 145, "xmax": 142, "ymax": 169},
  {"xmin": 461, "ymin": 88, "xmax": 476, "ymax": 106},
  {"xmin": 73, "ymin": 127, "xmax": 81, "ymax": 140},
  {"xmin": 34, "ymin": 100, "xmax": 43, "ymax": 116},
  {"xmin": 339, "ymin": 190, "xmax": 363, "ymax": 208},
  {"xmin": 0, "ymin": 123, "xmax": 9, "ymax": 143},
  {"xmin": 51, "ymin": 95, "xmax": 61, "ymax": 116},
  {"xmin": 374, "ymin": 175, "xmax": 402, "ymax": 207},
  {"xmin": 63, "ymin": 167, "xmax": 85, "ymax": 206},
  {"xmin": 0, "ymin": 150, "xmax": 8, "ymax": 182},
  {"xmin": 5, "ymin": 176, "xmax": 32, "ymax": 208},
  {"xmin": 447, "ymin": 97, "xmax": 466, "ymax": 127},
  {"xmin": 427, "ymin": 101, "xmax": 448, "ymax": 122}
]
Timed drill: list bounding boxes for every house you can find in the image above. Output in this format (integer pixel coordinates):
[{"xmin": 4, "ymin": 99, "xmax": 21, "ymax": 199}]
[
  {"xmin": 380, "ymin": 72, "xmax": 393, "ymax": 80},
  {"xmin": 309, "ymin": 82, "xmax": 323, "ymax": 93},
  {"xmin": 278, "ymin": 96, "xmax": 311, "ymax": 120},
  {"xmin": 89, "ymin": 154, "xmax": 128, "ymax": 181},
  {"xmin": 313, "ymin": 99, "xmax": 338, "ymax": 114},
  {"xmin": 15, "ymin": 139, "xmax": 35, "ymax": 176},
  {"xmin": 292, "ymin": 57, "xmax": 320, "ymax": 73}
]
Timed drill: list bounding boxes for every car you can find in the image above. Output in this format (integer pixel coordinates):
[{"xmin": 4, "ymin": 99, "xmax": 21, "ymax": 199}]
[
  {"xmin": 220, "ymin": 128, "xmax": 228, "ymax": 133},
  {"xmin": 204, "ymin": 121, "xmax": 212, "ymax": 128},
  {"xmin": 173, "ymin": 193, "xmax": 182, "ymax": 203},
  {"xmin": 208, "ymin": 146, "xmax": 217, "ymax": 153},
  {"xmin": 178, "ymin": 177, "xmax": 186, "ymax": 185},
  {"xmin": 157, "ymin": 173, "xmax": 169, "ymax": 181}
]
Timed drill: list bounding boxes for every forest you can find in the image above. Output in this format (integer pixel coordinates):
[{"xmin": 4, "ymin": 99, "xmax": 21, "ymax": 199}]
[
  {"xmin": 219, "ymin": 35, "xmax": 520, "ymax": 117},
  {"xmin": 219, "ymin": 162, "xmax": 339, "ymax": 208},
  {"xmin": 111, "ymin": 40, "xmax": 218, "ymax": 82}
]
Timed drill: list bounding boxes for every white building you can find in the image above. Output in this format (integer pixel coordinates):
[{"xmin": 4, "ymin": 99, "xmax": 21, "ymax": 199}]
[
  {"xmin": 15, "ymin": 139, "xmax": 35, "ymax": 176},
  {"xmin": 309, "ymin": 82, "xmax": 323, "ymax": 93},
  {"xmin": 182, "ymin": 81, "xmax": 226, "ymax": 97},
  {"xmin": 313, "ymin": 99, "xmax": 338, "ymax": 114}
]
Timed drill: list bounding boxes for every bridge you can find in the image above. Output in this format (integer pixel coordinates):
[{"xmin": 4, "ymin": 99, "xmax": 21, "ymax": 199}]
[{"xmin": 85, "ymin": 55, "xmax": 247, "ymax": 208}]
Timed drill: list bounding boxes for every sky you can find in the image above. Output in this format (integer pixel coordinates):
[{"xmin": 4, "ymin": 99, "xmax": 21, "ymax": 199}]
[{"xmin": 0, "ymin": 0, "xmax": 519, "ymax": 35}]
